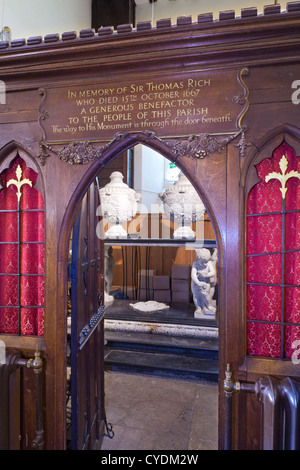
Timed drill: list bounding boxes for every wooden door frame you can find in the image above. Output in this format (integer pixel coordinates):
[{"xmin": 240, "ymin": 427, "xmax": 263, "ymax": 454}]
[
  {"xmin": 240, "ymin": 123, "xmax": 300, "ymax": 379},
  {"xmin": 55, "ymin": 134, "xmax": 224, "ymax": 449},
  {"xmin": 227, "ymin": 123, "xmax": 300, "ymax": 449}
]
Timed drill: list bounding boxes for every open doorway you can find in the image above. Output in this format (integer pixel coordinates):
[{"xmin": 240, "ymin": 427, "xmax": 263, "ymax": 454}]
[
  {"xmin": 99, "ymin": 144, "xmax": 219, "ymax": 450},
  {"xmin": 100, "ymin": 144, "xmax": 219, "ymax": 352},
  {"xmin": 66, "ymin": 143, "xmax": 219, "ymax": 450}
]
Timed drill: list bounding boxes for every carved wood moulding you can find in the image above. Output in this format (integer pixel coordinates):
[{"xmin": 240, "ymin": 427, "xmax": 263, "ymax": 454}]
[
  {"xmin": 37, "ymin": 126, "xmax": 250, "ymax": 166},
  {"xmin": 0, "ymin": 3, "xmax": 299, "ymax": 51}
]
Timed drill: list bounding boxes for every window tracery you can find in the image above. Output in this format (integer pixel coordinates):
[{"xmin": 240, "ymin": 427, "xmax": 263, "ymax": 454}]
[
  {"xmin": 246, "ymin": 140, "xmax": 300, "ymax": 359},
  {"xmin": 0, "ymin": 154, "xmax": 44, "ymax": 336}
]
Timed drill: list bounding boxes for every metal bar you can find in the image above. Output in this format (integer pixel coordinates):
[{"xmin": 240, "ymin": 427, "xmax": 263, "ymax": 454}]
[
  {"xmin": 246, "ymin": 248, "xmax": 300, "ymax": 257},
  {"xmin": 0, "ymin": 305, "xmax": 44, "ymax": 308},
  {"xmin": 239, "ymin": 382, "xmax": 256, "ymax": 393},
  {"xmin": 223, "ymin": 364, "xmax": 234, "ymax": 450},
  {"xmin": 223, "ymin": 365, "xmax": 256, "ymax": 450},
  {"xmin": 0, "ymin": 209, "xmax": 45, "ymax": 213},
  {"xmin": 279, "ymin": 377, "xmax": 300, "ymax": 450},
  {"xmin": 246, "ymin": 209, "xmax": 300, "ymax": 217},
  {"xmin": 246, "ymin": 282, "xmax": 300, "ymax": 288},
  {"xmin": 2, "ymin": 348, "xmax": 44, "ymax": 450},
  {"xmin": 246, "ymin": 319, "xmax": 300, "ymax": 326},
  {"xmin": 27, "ymin": 349, "xmax": 44, "ymax": 450},
  {"xmin": 0, "ymin": 273, "xmax": 44, "ymax": 276},
  {"xmin": 224, "ymin": 392, "xmax": 232, "ymax": 450},
  {"xmin": 0, "ymin": 241, "xmax": 44, "ymax": 244}
]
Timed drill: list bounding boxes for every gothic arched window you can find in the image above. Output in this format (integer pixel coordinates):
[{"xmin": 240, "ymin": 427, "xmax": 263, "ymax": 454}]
[
  {"xmin": 0, "ymin": 154, "xmax": 44, "ymax": 336},
  {"xmin": 246, "ymin": 140, "xmax": 300, "ymax": 359}
]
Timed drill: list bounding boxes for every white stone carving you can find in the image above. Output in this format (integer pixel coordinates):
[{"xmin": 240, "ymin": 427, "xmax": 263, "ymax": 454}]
[
  {"xmin": 191, "ymin": 248, "xmax": 217, "ymax": 319},
  {"xmin": 159, "ymin": 172, "xmax": 205, "ymax": 239},
  {"xmin": 130, "ymin": 301, "xmax": 170, "ymax": 312},
  {"xmin": 105, "ymin": 318, "xmax": 218, "ymax": 339},
  {"xmin": 100, "ymin": 171, "xmax": 141, "ymax": 238}
]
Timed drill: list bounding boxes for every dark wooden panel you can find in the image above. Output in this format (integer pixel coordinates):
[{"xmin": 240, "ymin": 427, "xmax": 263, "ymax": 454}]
[{"xmin": 92, "ymin": 0, "xmax": 135, "ymax": 30}]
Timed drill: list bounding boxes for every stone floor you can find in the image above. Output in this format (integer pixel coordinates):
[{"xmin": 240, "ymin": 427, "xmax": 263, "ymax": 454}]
[{"xmin": 101, "ymin": 370, "xmax": 218, "ymax": 451}]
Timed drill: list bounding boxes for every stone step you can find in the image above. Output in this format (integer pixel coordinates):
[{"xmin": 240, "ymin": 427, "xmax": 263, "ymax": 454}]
[
  {"xmin": 105, "ymin": 330, "xmax": 218, "ymax": 356},
  {"xmin": 104, "ymin": 331, "xmax": 218, "ymax": 381},
  {"xmin": 104, "ymin": 299, "xmax": 218, "ymax": 328}
]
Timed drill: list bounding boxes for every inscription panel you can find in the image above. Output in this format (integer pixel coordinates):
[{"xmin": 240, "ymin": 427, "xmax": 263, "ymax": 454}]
[{"xmin": 41, "ymin": 69, "xmax": 248, "ymax": 143}]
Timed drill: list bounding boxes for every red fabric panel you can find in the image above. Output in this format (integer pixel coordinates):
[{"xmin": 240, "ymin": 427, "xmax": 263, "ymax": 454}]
[
  {"xmin": 21, "ymin": 244, "xmax": 44, "ymax": 274},
  {"xmin": 247, "ymin": 284, "xmax": 281, "ymax": 322},
  {"xmin": 0, "ymin": 308, "xmax": 19, "ymax": 334},
  {"xmin": 247, "ymin": 214, "xmax": 282, "ymax": 255},
  {"xmin": 247, "ymin": 322, "xmax": 281, "ymax": 358},
  {"xmin": 285, "ymin": 287, "xmax": 300, "ymax": 322},
  {"xmin": 0, "ymin": 275, "xmax": 19, "ymax": 305},
  {"xmin": 0, "ymin": 212, "xmax": 18, "ymax": 242},
  {"xmin": 247, "ymin": 141, "xmax": 300, "ymax": 359},
  {"xmin": 285, "ymin": 212, "xmax": 300, "ymax": 250},
  {"xmin": 285, "ymin": 148, "xmax": 300, "ymax": 210},
  {"xmin": 0, "ymin": 244, "xmax": 18, "ymax": 272},
  {"xmin": 21, "ymin": 308, "xmax": 44, "ymax": 336},
  {"xmin": 0, "ymin": 156, "xmax": 44, "ymax": 336},
  {"xmin": 247, "ymin": 253, "xmax": 282, "ymax": 284}
]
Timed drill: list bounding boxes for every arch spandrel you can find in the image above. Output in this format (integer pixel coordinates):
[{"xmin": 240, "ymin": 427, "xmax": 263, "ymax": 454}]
[{"xmin": 54, "ymin": 132, "xmax": 226, "ymax": 271}]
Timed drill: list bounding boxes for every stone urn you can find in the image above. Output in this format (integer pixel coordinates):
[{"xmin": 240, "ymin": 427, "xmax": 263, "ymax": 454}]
[
  {"xmin": 159, "ymin": 172, "xmax": 205, "ymax": 239},
  {"xmin": 100, "ymin": 171, "xmax": 141, "ymax": 238}
]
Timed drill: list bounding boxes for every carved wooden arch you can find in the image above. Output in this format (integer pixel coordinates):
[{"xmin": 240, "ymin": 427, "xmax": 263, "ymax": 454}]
[
  {"xmin": 238, "ymin": 123, "xmax": 300, "ymax": 361},
  {"xmin": 57, "ymin": 131, "xmax": 224, "ymax": 272},
  {"xmin": 0, "ymin": 140, "xmax": 38, "ymax": 168},
  {"xmin": 241, "ymin": 123, "xmax": 300, "ymax": 197}
]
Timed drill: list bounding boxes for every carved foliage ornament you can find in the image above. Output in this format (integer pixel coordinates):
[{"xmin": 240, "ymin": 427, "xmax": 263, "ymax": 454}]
[{"xmin": 37, "ymin": 126, "xmax": 249, "ymax": 166}]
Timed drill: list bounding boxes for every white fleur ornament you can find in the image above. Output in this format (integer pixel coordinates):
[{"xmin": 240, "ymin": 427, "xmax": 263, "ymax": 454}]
[
  {"xmin": 7, "ymin": 165, "xmax": 33, "ymax": 202},
  {"xmin": 265, "ymin": 155, "xmax": 300, "ymax": 199}
]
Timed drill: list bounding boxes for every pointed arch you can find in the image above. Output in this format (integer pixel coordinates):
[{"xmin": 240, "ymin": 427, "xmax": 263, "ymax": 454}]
[
  {"xmin": 0, "ymin": 140, "xmax": 39, "ymax": 168},
  {"xmin": 0, "ymin": 153, "xmax": 45, "ymax": 335},
  {"xmin": 242, "ymin": 123, "xmax": 300, "ymax": 194},
  {"xmin": 0, "ymin": 141, "xmax": 45, "ymax": 196},
  {"xmin": 58, "ymin": 132, "xmax": 224, "ymax": 273},
  {"xmin": 245, "ymin": 136, "xmax": 300, "ymax": 359}
]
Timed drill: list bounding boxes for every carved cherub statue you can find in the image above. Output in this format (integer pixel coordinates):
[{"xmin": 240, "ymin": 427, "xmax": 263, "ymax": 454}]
[{"xmin": 191, "ymin": 248, "xmax": 217, "ymax": 318}]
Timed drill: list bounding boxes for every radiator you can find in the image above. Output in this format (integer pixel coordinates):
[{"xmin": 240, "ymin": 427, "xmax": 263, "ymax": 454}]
[
  {"xmin": 257, "ymin": 376, "xmax": 300, "ymax": 450},
  {"xmin": 224, "ymin": 366, "xmax": 300, "ymax": 450},
  {"xmin": 0, "ymin": 349, "xmax": 21, "ymax": 450},
  {"xmin": 0, "ymin": 347, "xmax": 44, "ymax": 450}
]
